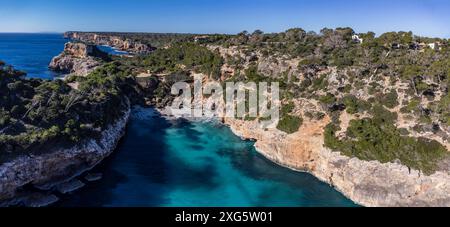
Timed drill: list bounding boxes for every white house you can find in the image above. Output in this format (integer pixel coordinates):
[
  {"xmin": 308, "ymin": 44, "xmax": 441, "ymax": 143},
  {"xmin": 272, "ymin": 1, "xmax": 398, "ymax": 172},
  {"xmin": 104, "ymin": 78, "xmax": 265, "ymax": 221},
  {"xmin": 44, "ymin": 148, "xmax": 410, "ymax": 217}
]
[
  {"xmin": 428, "ymin": 43, "xmax": 436, "ymax": 50},
  {"xmin": 352, "ymin": 34, "xmax": 363, "ymax": 44},
  {"xmin": 194, "ymin": 36, "xmax": 209, "ymax": 43}
]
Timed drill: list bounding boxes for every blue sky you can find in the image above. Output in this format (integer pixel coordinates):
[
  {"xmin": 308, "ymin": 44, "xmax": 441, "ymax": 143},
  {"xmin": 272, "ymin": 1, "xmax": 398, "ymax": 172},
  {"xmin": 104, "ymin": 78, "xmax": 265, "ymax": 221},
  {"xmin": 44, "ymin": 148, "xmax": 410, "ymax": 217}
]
[{"xmin": 0, "ymin": 0, "xmax": 449, "ymax": 37}]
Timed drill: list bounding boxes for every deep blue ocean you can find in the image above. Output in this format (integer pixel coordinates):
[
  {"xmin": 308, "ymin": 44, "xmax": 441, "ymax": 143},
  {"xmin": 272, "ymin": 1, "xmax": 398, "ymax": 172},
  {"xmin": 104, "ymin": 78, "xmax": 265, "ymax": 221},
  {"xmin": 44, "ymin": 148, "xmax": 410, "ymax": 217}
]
[
  {"xmin": 0, "ymin": 33, "xmax": 356, "ymax": 207},
  {"xmin": 0, "ymin": 33, "xmax": 67, "ymax": 79}
]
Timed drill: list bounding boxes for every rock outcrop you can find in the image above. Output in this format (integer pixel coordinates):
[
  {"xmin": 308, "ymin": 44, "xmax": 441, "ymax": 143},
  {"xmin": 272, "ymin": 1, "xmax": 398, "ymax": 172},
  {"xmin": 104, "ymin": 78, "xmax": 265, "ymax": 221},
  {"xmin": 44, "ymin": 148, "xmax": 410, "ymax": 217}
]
[
  {"xmin": 49, "ymin": 42, "xmax": 108, "ymax": 76},
  {"xmin": 0, "ymin": 105, "xmax": 130, "ymax": 204},
  {"xmin": 208, "ymin": 44, "xmax": 302, "ymax": 81},
  {"xmin": 64, "ymin": 32, "xmax": 155, "ymax": 54},
  {"xmin": 224, "ymin": 117, "xmax": 450, "ymax": 207}
]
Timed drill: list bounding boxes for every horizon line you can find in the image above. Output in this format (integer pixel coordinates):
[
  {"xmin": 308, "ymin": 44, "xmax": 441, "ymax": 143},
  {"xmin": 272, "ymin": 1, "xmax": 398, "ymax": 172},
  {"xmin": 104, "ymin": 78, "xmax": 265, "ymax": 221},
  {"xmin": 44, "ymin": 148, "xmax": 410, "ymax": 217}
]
[{"xmin": 0, "ymin": 29, "xmax": 449, "ymax": 39}]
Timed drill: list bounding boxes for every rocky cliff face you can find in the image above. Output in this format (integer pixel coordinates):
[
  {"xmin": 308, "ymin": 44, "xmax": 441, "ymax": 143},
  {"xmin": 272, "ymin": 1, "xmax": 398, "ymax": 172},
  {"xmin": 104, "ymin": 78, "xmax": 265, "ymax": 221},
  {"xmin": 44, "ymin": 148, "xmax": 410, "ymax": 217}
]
[
  {"xmin": 0, "ymin": 106, "xmax": 130, "ymax": 203},
  {"xmin": 64, "ymin": 32, "xmax": 154, "ymax": 54},
  {"xmin": 224, "ymin": 117, "xmax": 450, "ymax": 207},
  {"xmin": 49, "ymin": 42, "xmax": 106, "ymax": 76}
]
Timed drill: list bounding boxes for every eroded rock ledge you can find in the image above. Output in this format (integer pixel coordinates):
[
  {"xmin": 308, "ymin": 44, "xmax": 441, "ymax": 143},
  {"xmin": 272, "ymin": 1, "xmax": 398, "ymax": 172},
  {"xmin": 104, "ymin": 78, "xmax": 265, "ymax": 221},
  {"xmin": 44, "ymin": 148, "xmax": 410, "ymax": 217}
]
[
  {"xmin": 224, "ymin": 117, "xmax": 450, "ymax": 207},
  {"xmin": 0, "ymin": 105, "xmax": 130, "ymax": 205}
]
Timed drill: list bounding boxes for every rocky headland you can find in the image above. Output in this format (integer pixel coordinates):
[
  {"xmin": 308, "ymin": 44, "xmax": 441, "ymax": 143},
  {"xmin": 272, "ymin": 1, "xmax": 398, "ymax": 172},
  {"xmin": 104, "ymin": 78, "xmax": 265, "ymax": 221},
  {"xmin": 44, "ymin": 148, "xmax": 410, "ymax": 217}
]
[
  {"xmin": 64, "ymin": 32, "xmax": 155, "ymax": 54},
  {"xmin": 49, "ymin": 42, "xmax": 109, "ymax": 76},
  {"xmin": 0, "ymin": 102, "xmax": 130, "ymax": 206}
]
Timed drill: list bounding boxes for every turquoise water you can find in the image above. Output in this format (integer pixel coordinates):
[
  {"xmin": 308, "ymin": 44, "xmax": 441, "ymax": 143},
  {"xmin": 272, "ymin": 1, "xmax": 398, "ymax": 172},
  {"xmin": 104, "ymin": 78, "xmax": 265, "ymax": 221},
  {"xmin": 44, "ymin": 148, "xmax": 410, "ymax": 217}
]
[
  {"xmin": 56, "ymin": 108, "xmax": 356, "ymax": 207},
  {"xmin": 1, "ymin": 34, "xmax": 356, "ymax": 207},
  {"xmin": 97, "ymin": 45, "xmax": 129, "ymax": 55},
  {"xmin": 0, "ymin": 33, "xmax": 66, "ymax": 79}
]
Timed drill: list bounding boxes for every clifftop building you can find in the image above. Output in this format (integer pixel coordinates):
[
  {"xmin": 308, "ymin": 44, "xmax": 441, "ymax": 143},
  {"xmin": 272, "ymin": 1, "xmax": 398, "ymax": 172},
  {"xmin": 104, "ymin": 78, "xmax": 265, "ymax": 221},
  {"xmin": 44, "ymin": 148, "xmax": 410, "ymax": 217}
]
[{"xmin": 352, "ymin": 34, "xmax": 363, "ymax": 44}]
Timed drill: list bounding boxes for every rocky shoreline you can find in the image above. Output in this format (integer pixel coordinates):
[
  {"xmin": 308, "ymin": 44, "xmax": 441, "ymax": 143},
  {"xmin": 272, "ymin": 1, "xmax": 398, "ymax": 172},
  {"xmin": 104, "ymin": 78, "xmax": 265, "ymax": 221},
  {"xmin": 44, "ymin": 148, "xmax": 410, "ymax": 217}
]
[
  {"xmin": 0, "ymin": 105, "xmax": 130, "ymax": 206},
  {"xmin": 223, "ymin": 117, "xmax": 450, "ymax": 207},
  {"xmin": 64, "ymin": 32, "xmax": 154, "ymax": 54}
]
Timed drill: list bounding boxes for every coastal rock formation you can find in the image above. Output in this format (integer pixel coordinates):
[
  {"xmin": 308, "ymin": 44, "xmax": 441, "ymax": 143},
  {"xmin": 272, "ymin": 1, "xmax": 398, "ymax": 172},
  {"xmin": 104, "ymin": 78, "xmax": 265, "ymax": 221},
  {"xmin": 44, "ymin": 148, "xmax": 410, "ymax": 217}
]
[
  {"xmin": 64, "ymin": 32, "xmax": 155, "ymax": 54},
  {"xmin": 49, "ymin": 42, "xmax": 107, "ymax": 76},
  {"xmin": 224, "ymin": 117, "xmax": 450, "ymax": 207},
  {"xmin": 0, "ymin": 105, "xmax": 130, "ymax": 204}
]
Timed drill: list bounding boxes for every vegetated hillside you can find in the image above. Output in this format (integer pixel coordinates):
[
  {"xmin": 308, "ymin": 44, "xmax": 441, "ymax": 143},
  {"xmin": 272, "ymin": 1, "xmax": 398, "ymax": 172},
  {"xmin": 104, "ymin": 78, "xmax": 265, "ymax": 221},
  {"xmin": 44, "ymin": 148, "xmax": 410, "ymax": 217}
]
[
  {"xmin": 116, "ymin": 27, "xmax": 450, "ymax": 175},
  {"xmin": 0, "ymin": 61, "xmax": 140, "ymax": 162}
]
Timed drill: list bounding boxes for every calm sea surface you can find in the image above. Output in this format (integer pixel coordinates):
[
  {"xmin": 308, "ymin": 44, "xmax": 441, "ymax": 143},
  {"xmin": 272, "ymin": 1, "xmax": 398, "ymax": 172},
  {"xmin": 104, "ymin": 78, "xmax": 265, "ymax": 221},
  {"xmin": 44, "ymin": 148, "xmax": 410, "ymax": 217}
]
[{"xmin": 0, "ymin": 33, "xmax": 66, "ymax": 79}]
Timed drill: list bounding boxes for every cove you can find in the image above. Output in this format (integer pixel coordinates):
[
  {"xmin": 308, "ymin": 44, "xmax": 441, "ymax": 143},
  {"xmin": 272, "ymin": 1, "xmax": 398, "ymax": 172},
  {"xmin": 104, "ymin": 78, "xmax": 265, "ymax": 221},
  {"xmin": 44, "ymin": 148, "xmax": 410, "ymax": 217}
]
[{"xmin": 56, "ymin": 107, "xmax": 357, "ymax": 207}]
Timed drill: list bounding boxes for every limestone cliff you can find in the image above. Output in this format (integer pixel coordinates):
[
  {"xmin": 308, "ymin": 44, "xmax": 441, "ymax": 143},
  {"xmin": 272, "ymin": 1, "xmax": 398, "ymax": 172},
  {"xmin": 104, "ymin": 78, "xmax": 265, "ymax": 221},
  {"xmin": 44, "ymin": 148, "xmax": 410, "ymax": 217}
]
[
  {"xmin": 0, "ymin": 105, "xmax": 130, "ymax": 204},
  {"xmin": 224, "ymin": 117, "xmax": 450, "ymax": 207},
  {"xmin": 49, "ymin": 42, "xmax": 107, "ymax": 76}
]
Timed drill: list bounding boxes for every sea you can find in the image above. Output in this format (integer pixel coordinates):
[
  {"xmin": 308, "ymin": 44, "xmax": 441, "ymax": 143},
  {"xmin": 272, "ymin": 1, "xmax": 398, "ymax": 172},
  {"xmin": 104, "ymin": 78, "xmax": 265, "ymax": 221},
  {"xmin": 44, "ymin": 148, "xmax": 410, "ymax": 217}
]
[{"xmin": 0, "ymin": 33, "xmax": 356, "ymax": 207}]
